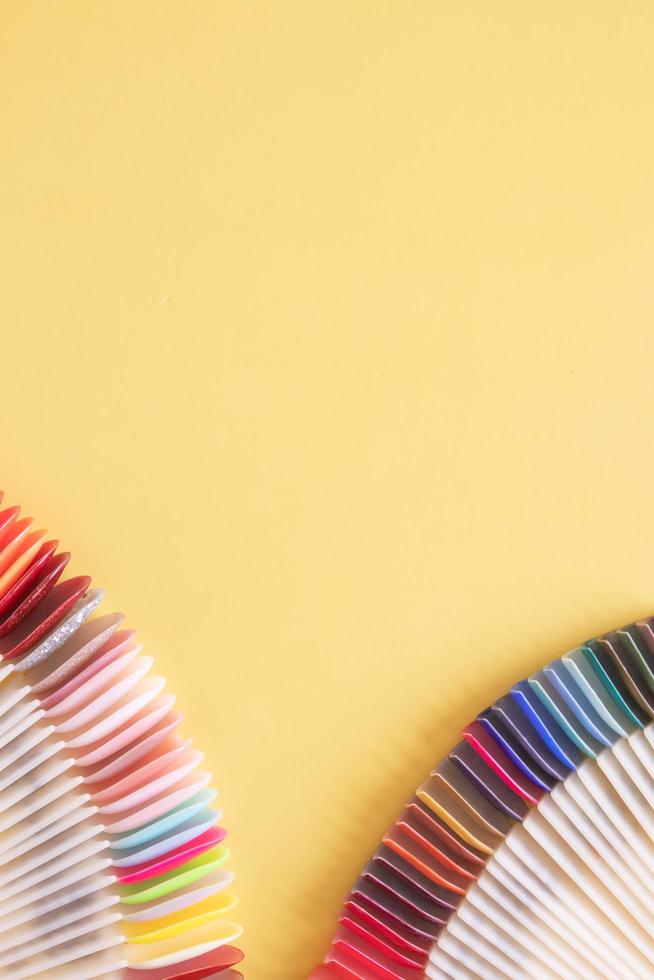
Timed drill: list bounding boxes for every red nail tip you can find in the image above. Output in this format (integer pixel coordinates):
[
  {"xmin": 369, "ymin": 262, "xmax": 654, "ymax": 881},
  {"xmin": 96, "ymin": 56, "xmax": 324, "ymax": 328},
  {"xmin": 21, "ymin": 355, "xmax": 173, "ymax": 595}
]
[
  {"xmin": 0, "ymin": 550, "xmax": 70, "ymax": 639},
  {"xmin": 122, "ymin": 946, "xmax": 244, "ymax": 980},
  {"xmin": 116, "ymin": 826, "xmax": 227, "ymax": 883},
  {"xmin": 0, "ymin": 574, "xmax": 90, "ymax": 660}
]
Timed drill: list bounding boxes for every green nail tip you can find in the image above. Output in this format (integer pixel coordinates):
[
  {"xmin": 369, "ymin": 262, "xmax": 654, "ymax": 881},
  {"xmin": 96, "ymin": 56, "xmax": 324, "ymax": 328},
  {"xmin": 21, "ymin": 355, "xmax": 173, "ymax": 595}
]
[
  {"xmin": 119, "ymin": 844, "xmax": 230, "ymax": 905},
  {"xmin": 582, "ymin": 645, "xmax": 645, "ymax": 730},
  {"xmin": 618, "ymin": 628, "xmax": 654, "ymax": 693}
]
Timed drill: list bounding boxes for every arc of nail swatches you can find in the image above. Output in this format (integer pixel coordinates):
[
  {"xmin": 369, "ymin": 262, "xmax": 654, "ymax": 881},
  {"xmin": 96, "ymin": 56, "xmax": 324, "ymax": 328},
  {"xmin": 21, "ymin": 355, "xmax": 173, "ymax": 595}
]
[
  {"xmin": 311, "ymin": 618, "xmax": 654, "ymax": 979},
  {"xmin": 0, "ymin": 494, "xmax": 243, "ymax": 980}
]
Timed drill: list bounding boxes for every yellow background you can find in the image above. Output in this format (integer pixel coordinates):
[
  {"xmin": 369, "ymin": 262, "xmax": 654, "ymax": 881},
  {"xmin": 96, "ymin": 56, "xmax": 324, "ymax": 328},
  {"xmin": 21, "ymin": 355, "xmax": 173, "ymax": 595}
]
[{"xmin": 2, "ymin": 3, "xmax": 654, "ymax": 977}]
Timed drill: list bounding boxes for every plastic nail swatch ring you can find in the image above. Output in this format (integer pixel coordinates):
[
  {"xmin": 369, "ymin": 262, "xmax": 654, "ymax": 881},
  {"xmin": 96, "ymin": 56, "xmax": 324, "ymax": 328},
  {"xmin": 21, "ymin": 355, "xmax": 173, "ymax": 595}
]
[
  {"xmin": 311, "ymin": 616, "xmax": 654, "ymax": 980},
  {"xmin": 0, "ymin": 493, "xmax": 243, "ymax": 979}
]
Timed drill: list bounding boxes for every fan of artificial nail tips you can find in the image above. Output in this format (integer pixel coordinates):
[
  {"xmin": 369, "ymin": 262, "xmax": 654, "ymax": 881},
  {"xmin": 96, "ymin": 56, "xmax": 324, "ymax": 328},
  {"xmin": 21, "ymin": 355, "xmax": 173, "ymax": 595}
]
[
  {"xmin": 0, "ymin": 494, "xmax": 243, "ymax": 980},
  {"xmin": 310, "ymin": 617, "xmax": 654, "ymax": 980}
]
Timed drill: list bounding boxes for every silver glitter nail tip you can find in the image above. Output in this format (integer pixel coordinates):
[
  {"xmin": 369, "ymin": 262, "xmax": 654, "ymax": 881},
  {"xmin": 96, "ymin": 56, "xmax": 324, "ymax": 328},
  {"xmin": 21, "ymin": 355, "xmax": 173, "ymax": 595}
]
[
  {"xmin": 16, "ymin": 590, "xmax": 105, "ymax": 672},
  {"xmin": 30, "ymin": 611, "xmax": 125, "ymax": 695}
]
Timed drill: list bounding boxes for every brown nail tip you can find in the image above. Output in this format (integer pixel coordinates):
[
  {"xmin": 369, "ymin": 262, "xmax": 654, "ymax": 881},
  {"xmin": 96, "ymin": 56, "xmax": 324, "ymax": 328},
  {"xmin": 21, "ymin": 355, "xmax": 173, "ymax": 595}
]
[
  {"xmin": 348, "ymin": 879, "xmax": 441, "ymax": 940},
  {"xmin": 430, "ymin": 760, "xmax": 510, "ymax": 837},
  {"xmin": 396, "ymin": 815, "xmax": 478, "ymax": 879},
  {"xmin": 362, "ymin": 860, "xmax": 450, "ymax": 926},
  {"xmin": 449, "ymin": 740, "xmax": 528, "ymax": 822},
  {"xmin": 406, "ymin": 799, "xmax": 486, "ymax": 865},
  {"xmin": 382, "ymin": 826, "xmax": 468, "ymax": 894}
]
